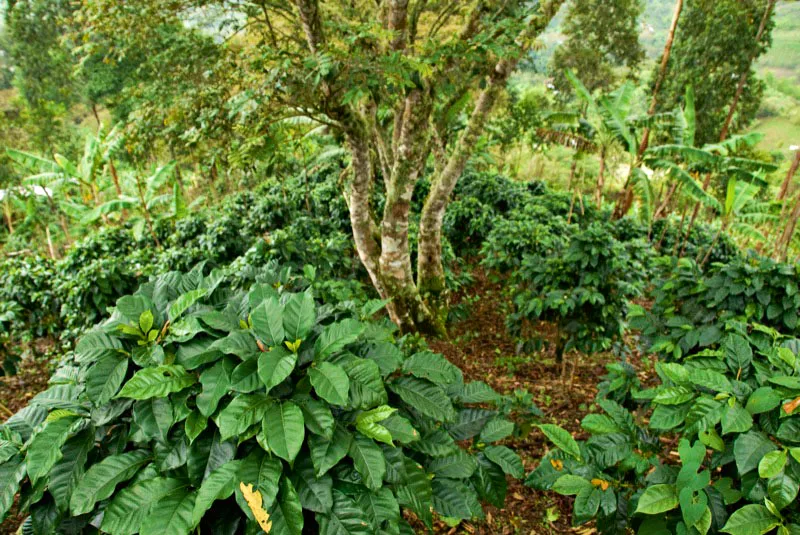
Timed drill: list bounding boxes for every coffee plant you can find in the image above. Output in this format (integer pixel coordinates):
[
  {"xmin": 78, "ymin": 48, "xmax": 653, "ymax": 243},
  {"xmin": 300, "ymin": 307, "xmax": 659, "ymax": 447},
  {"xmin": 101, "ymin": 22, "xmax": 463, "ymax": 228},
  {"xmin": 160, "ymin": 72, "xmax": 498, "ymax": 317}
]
[
  {"xmin": 0, "ymin": 265, "xmax": 524, "ymax": 533},
  {"xmin": 506, "ymin": 222, "xmax": 652, "ymax": 358},
  {"xmin": 631, "ymin": 255, "xmax": 800, "ymax": 362}
]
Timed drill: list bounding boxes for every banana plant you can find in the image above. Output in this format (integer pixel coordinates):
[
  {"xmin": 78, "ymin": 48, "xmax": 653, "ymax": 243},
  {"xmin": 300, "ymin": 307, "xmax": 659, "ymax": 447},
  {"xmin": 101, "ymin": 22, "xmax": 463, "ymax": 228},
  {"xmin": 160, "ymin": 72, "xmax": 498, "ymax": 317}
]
[
  {"xmin": 5, "ymin": 148, "xmax": 77, "ymax": 248},
  {"xmin": 565, "ymin": 70, "xmax": 641, "ymax": 209},
  {"xmin": 80, "ymin": 162, "xmax": 187, "ymax": 247},
  {"xmin": 699, "ymin": 177, "xmax": 776, "ymax": 265},
  {"xmin": 643, "ymin": 116, "xmax": 776, "ymax": 251}
]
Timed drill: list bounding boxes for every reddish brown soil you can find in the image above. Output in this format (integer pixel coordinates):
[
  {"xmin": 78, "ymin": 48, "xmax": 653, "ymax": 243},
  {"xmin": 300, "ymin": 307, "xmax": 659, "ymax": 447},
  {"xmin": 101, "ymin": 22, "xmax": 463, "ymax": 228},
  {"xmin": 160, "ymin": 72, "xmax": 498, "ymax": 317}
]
[
  {"xmin": 0, "ymin": 269, "xmax": 639, "ymax": 535},
  {"xmin": 1, "ymin": 357, "xmax": 52, "ymax": 535},
  {"xmin": 422, "ymin": 268, "xmax": 615, "ymax": 535}
]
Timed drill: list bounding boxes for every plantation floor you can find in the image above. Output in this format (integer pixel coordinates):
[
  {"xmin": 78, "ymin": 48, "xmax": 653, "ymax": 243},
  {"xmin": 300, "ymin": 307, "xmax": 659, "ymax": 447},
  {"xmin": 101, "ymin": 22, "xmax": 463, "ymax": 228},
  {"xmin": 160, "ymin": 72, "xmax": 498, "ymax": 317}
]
[
  {"xmin": 420, "ymin": 268, "xmax": 619, "ymax": 535},
  {"xmin": 0, "ymin": 358, "xmax": 51, "ymax": 535},
  {"xmin": 0, "ymin": 269, "xmax": 645, "ymax": 535}
]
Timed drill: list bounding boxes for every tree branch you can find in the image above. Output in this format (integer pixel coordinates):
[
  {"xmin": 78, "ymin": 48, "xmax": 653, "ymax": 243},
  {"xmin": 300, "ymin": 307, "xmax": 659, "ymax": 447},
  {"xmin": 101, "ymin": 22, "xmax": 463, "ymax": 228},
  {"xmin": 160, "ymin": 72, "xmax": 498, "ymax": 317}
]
[
  {"xmin": 387, "ymin": 0, "xmax": 410, "ymax": 51},
  {"xmin": 293, "ymin": 0, "xmax": 325, "ymax": 54}
]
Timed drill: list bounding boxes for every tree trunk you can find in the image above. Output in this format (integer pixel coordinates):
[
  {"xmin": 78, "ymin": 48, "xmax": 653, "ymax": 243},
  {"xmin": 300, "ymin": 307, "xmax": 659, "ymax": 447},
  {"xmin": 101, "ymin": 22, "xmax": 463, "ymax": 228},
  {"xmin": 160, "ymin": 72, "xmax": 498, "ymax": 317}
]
[
  {"xmin": 135, "ymin": 175, "xmax": 161, "ymax": 248},
  {"xmin": 653, "ymin": 182, "xmax": 679, "ymax": 220},
  {"xmin": 92, "ymin": 103, "xmax": 101, "ymax": 127},
  {"xmin": 614, "ymin": 0, "xmax": 683, "ymax": 219},
  {"xmin": 680, "ymin": 172, "xmax": 715, "ymax": 256},
  {"xmin": 108, "ymin": 159, "xmax": 123, "ymax": 197},
  {"xmin": 778, "ymin": 149, "xmax": 800, "ymax": 202},
  {"xmin": 595, "ymin": 147, "xmax": 606, "ymax": 209},
  {"xmin": 418, "ymin": 60, "xmax": 514, "ymax": 321},
  {"xmin": 45, "ymin": 225, "xmax": 57, "ymax": 260},
  {"xmin": 2, "ymin": 199, "xmax": 13, "ymax": 234},
  {"xmin": 700, "ymin": 222, "xmax": 726, "ymax": 267},
  {"xmin": 777, "ymin": 189, "xmax": 800, "ymax": 261},
  {"xmin": 638, "ymin": 0, "xmax": 684, "ymax": 157},
  {"xmin": 719, "ymin": 0, "xmax": 776, "ymax": 142}
]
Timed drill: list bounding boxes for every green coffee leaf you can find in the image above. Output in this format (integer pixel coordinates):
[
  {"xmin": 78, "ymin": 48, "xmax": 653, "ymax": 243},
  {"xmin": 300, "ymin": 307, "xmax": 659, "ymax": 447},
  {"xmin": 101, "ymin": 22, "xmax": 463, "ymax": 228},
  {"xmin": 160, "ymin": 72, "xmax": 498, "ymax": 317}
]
[
  {"xmin": 48, "ymin": 429, "xmax": 94, "ymax": 512},
  {"xmin": 484, "ymin": 445, "xmax": 523, "ymax": 478},
  {"xmin": 348, "ymin": 434, "xmax": 386, "ymax": 491},
  {"xmin": 721, "ymin": 504, "xmax": 780, "ymax": 535},
  {"xmin": 537, "ymin": 424, "xmax": 581, "ymax": 460},
  {"xmin": 169, "ymin": 289, "xmax": 208, "ymax": 321},
  {"xmin": 552, "ymin": 474, "xmax": 592, "ymax": 495},
  {"xmin": 427, "ymin": 450, "xmax": 478, "ymax": 479},
  {"xmin": 101, "ymin": 477, "xmax": 186, "ymax": 535},
  {"xmin": 635, "ymin": 484, "xmax": 679, "ymax": 514},
  {"xmin": 290, "ymin": 456, "xmax": 332, "ymax": 514},
  {"xmin": 262, "ymin": 402, "xmax": 304, "ymax": 463},
  {"xmin": 192, "ymin": 460, "xmax": 242, "ymax": 526},
  {"xmin": 0, "ymin": 454, "xmax": 26, "ymax": 520},
  {"xmin": 480, "ymin": 418, "xmax": 515, "ymax": 443},
  {"xmin": 215, "ymin": 394, "xmax": 271, "ymax": 441},
  {"xmin": 389, "ymin": 377, "xmax": 455, "ymax": 421},
  {"xmin": 758, "ymin": 450, "xmax": 787, "ymax": 479},
  {"xmin": 318, "ymin": 490, "xmax": 372, "ymax": 535},
  {"xmin": 141, "ymin": 490, "xmax": 196, "ymax": 535},
  {"xmin": 268, "ymin": 477, "xmax": 304, "ymax": 535},
  {"xmin": 26, "ymin": 414, "xmax": 79, "ymax": 485},
  {"xmin": 258, "ymin": 347, "xmax": 297, "ymax": 392},
  {"xmin": 314, "ymin": 319, "xmax": 364, "ymax": 360},
  {"xmin": 308, "ymin": 362, "xmax": 350, "ymax": 406},
  {"xmin": 402, "ymin": 351, "xmax": 462, "ymax": 385},
  {"xmin": 70, "ymin": 450, "xmax": 151, "ymax": 515},
  {"xmin": 309, "ymin": 425, "xmax": 352, "ymax": 478},
  {"xmin": 735, "ymin": 432, "xmax": 777, "ymax": 475},
  {"xmin": 282, "ymin": 292, "xmax": 315, "ymax": 342},
  {"xmin": 117, "ymin": 365, "xmax": 196, "ymax": 400},
  {"xmin": 250, "ymin": 297, "xmax": 284, "ymax": 347},
  {"xmin": 86, "ymin": 354, "xmax": 129, "ymax": 405}
]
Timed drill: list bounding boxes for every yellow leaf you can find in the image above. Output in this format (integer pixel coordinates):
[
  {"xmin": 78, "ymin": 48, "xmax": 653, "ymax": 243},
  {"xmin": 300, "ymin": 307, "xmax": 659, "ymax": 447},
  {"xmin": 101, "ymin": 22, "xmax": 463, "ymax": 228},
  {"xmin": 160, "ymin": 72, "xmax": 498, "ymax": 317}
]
[
  {"xmin": 550, "ymin": 459, "xmax": 563, "ymax": 471},
  {"xmin": 784, "ymin": 396, "xmax": 800, "ymax": 415},
  {"xmin": 591, "ymin": 478, "xmax": 610, "ymax": 491},
  {"xmin": 240, "ymin": 482, "xmax": 272, "ymax": 533}
]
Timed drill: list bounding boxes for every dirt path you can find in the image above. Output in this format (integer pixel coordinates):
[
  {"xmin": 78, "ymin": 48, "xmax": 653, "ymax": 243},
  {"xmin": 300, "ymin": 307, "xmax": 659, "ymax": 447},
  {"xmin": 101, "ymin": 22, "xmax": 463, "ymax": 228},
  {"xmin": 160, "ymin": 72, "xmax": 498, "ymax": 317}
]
[{"xmin": 424, "ymin": 268, "xmax": 613, "ymax": 535}]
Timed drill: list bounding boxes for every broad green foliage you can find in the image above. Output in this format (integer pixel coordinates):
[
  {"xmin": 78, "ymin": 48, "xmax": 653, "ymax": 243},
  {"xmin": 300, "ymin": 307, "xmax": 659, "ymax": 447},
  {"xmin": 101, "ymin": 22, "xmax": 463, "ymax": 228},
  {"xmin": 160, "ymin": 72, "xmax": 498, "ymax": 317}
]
[
  {"xmin": 631, "ymin": 255, "xmax": 800, "ymax": 361},
  {"xmin": 0, "ymin": 265, "xmax": 523, "ymax": 532},
  {"xmin": 0, "ymin": 170, "xmax": 364, "ymax": 375},
  {"xmin": 550, "ymin": 0, "xmax": 645, "ymax": 95},
  {"xmin": 529, "ymin": 267, "xmax": 800, "ymax": 533},
  {"xmin": 506, "ymin": 221, "xmax": 652, "ymax": 357}
]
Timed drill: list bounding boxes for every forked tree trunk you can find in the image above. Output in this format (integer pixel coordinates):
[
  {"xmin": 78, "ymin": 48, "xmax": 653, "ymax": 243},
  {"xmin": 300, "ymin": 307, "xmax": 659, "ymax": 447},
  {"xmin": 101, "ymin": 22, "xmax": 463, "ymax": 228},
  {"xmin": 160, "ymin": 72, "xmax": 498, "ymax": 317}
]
[
  {"xmin": 718, "ymin": 0, "xmax": 776, "ymax": 142},
  {"xmin": 295, "ymin": 0, "xmax": 565, "ymax": 335},
  {"xmin": 417, "ymin": 60, "xmax": 515, "ymax": 326}
]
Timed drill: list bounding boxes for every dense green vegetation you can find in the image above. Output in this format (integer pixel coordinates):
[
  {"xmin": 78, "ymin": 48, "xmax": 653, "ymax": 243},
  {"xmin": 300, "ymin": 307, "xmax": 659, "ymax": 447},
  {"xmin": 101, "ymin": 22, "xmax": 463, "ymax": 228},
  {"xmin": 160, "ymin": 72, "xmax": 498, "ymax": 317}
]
[{"xmin": 0, "ymin": 1, "xmax": 799, "ymax": 534}]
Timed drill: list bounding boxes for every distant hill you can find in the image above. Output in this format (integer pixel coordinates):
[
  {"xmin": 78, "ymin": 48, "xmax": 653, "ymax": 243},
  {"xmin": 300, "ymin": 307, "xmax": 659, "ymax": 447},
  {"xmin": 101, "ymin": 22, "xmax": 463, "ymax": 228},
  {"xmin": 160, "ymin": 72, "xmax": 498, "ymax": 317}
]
[{"xmin": 537, "ymin": 0, "xmax": 800, "ymax": 83}]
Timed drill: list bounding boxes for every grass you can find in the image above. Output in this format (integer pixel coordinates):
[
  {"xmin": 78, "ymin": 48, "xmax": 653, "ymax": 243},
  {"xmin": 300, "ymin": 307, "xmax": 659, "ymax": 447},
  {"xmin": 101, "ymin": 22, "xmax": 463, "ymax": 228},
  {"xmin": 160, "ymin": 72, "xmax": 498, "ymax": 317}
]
[
  {"xmin": 758, "ymin": 2, "xmax": 800, "ymax": 82},
  {"xmin": 753, "ymin": 115, "xmax": 800, "ymax": 152}
]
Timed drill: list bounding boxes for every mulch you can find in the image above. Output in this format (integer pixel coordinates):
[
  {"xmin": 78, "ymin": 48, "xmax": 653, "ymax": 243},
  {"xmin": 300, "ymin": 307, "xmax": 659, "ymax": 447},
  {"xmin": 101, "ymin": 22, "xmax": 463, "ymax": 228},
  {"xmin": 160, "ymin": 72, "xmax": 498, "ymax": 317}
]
[
  {"xmin": 0, "ymin": 268, "xmax": 641, "ymax": 535},
  {"xmin": 423, "ymin": 268, "xmax": 617, "ymax": 535},
  {"xmin": 0, "ymin": 357, "xmax": 52, "ymax": 535}
]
